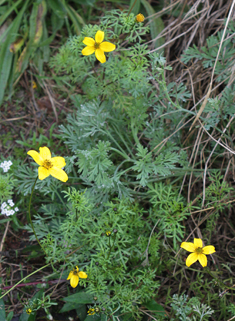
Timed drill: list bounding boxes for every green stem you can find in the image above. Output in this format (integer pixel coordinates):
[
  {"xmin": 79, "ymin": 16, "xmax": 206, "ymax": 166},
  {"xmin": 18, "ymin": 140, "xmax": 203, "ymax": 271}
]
[
  {"xmin": 0, "ymin": 263, "xmax": 50, "ymax": 299},
  {"xmin": 54, "ymin": 189, "xmax": 65, "ymax": 205},
  {"xmin": 28, "ymin": 177, "xmax": 47, "ymax": 256},
  {"xmin": 109, "ymin": 147, "xmax": 129, "ymax": 160}
]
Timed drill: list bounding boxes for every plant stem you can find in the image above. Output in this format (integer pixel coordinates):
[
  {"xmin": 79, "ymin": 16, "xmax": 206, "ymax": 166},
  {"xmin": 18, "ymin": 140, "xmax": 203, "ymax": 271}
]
[
  {"xmin": 128, "ymin": 0, "xmax": 138, "ymax": 16},
  {"xmin": 0, "ymin": 263, "xmax": 50, "ymax": 299},
  {"xmin": 28, "ymin": 177, "xmax": 47, "ymax": 256}
]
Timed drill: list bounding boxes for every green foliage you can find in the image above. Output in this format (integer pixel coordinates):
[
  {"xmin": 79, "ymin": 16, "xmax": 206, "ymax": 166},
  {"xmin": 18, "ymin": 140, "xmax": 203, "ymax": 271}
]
[
  {"xmin": 0, "ymin": 0, "xmax": 96, "ymax": 106},
  {"xmin": 12, "ymin": 7, "xmax": 235, "ymax": 321},
  {"xmin": 181, "ymin": 21, "xmax": 235, "ymax": 83},
  {"xmin": 202, "ymin": 83, "xmax": 235, "ymax": 130},
  {"xmin": 31, "ymin": 191, "xmax": 160, "ymax": 319},
  {"xmin": 0, "ymin": 172, "xmax": 15, "ymax": 203},
  {"xmin": 0, "ymin": 295, "xmax": 14, "ymax": 321},
  {"xmin": 148, "ymin": 183, "xmax": 192, "ymax": 250},
  {"xmin": 170, "ymin": 294, "xmax": 214, "ymax": 321}
]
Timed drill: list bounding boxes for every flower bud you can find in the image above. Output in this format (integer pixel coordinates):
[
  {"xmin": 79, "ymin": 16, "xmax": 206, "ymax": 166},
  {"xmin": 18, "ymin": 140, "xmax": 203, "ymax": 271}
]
[{"xmin": 136, "ymin": 13, "xmax": 145, "ymax": 23}]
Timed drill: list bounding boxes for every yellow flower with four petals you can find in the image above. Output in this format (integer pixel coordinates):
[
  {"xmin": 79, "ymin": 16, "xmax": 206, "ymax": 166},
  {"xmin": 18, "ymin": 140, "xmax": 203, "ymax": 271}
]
[
  {"xmin": 82, "ymin": 30, "xmax": 116, "ymax": 63},
  {"xmin": 67, "ymin": 266, "xmax": 87, "ymax": 288},
  {"xmin": 27, "ymin": 146, "xmax": 68, "ymax": 182},
  {"xmin": 181, "ymin": 238, "xmax": 216, "ymax": 267}
]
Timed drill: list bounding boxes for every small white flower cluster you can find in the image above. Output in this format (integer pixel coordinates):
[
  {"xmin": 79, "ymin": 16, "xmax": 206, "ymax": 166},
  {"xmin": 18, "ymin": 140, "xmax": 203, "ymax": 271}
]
[
  {"xmin": 1, "ymin": 200, "xmax": 19, "ymax": 216},
  {"xmin": 0, "ymin": 160, "xmax": 13, "ymax": 173}
]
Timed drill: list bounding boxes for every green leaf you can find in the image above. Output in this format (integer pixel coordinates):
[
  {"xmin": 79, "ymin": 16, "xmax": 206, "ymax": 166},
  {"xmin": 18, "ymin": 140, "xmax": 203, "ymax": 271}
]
[
  {"xmin": 47, "ymin": 0, "xmax": 66, "ymax": 18},
  {"xmin": 60, "ymin": 302, "xmax": 84, "ymax": 313},
  {"xmin": 6, "ymin": 311, "xmax": 14, "ymax": 321},
  {"xmin": 141, "ymin": 0, "xmax": 165, "ymax": 50},
  {"xmin": 64, "ymin": 4, "xmax": 84, "ymax": 35},
  {"xmin": 0, "ymin": 0, "xmax": 23, "ymax": 26},
  {"xmin": 71, "ymin": 0, "xmax": 95, "ymax": 4},
  {"xmin": 19, "ymin": 311, "xmax": 31, "ymax": 321},
  {"xmin": 143, "ymin": 299, "xmax": 166, "ymax": 316},
  {"xmin": 76, "ymin": 304, "xmax": 87, "ymax": 321},
  {"xmin": 129, "ymin": 0, "xmax": 140, "ymax": 15},
  {"xmin": 0, "ymin": 298, "xmax": 6, "ymax": 320},
  {"xmin": 63, "ymin": 291, "xmax": 94, "ymax": 304},
  {"xmin": 0, "ymin": 0, "xmax": 30, "ymax": 105}
]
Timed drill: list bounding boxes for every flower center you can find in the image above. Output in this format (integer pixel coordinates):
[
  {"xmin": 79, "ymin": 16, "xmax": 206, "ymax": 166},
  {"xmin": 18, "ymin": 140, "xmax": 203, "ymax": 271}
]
[
  {"xmin": 94, "ymin": 42, "xmax": 100, "ymax": 49},
  {"xmin": 43, "ymin": 159, "xmax": 53, "ymax": 170},
  {"xmin": 196, "ymin": 247, "xmax": 203, "ymax": 254},
  {"xmin": 73, "ymin": 271, "xmax": 78, "ymax": 276}
]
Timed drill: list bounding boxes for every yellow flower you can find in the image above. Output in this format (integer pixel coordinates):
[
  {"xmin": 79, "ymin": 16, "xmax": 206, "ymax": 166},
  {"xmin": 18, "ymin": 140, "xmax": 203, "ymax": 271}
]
[
  {"xmin": 32, "ymin": 81, "xmax": 37, "ymax": 89},
  {"xmin": 67, "ymin": 266, "xmax": 87, "ymax": 288},
  {"xmin": 136, "ymin": 13, "xmax": 145, "ymax": 23},
  {"xmin": 27, "ymin": 146, "xmax": 68, "ymax": 182},
  {"xmin": 106, "ymin": 230, "xmax": 111, "ymax": 236},
  {"xmin": 26, "ymin": 308, "xmax": 32, "ymax": 314},
  {"xmin": 87, "ymin": 308, "xmax": 95, "ymax": 315},
  {"xmin": 82, "ymin": 30, "xmax": 116, "ymax": 64},
  {"xmin": 181, "ymin": 238, "xmax": 216, "ymax": 267}
]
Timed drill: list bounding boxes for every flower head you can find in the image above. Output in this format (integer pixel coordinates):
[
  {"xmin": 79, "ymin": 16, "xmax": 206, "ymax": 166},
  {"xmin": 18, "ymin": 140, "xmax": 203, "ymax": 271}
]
[
  {"xmin": 181, "ymin": 238, "xmax": 216, "ymax": 267},
  {"xmin": 106, "ymin": 230, "xmax": 111, "ymax": 237},
  {"xmin": 87, "ymin": 308, "xmax": 95, "ymax": 315},
  {"xmin": 26, "ymin": 308, "xmax": 32, "ymax": 314},
  {"xmin": 27, "ymin": 147, "xmax": 68, "ymax": 182},
  {"xmin": 67, "ymin": 266, "xmax": 87, "ymax": 288},
  {"xmin": 0, "ymin": 160, "xmax": 13, "ymax": 172},
  {"xmin": 136, "ymin": 13, "xmax": 145, "ymax": 23},
  {"xmin": 1, "ymin": 200, "xmax": 18, "ymax": 216},
  {"xmin": 82, "ymin": 30, "xmax": 116, "ymax": 64}
]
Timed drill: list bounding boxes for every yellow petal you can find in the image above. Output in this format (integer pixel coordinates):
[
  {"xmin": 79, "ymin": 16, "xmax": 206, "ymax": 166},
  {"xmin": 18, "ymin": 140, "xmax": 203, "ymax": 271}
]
[
  {"xmin": 194, "ymin": 238, "xmax": 203, "ymax": 248},
  {"xmin": 83, "ymin": 37, "xmax": 95, "ymax": 46},
  {"xmin": 70, "ymin": 275, "xmax": 79, "ymax": 288},
  {"xmin": 186, "ymin": 252, "xmax": 199, "ymax": 267},
  {"xmin": 39, "ymin": 146, "xmax": 51, "ymax": 160},
  {"xmin": 99, "ymin": 42, "xmax": 116, "ymax": 52},
  {"xmin": 51, "ymin": 156, "xmax": 66, "ymax": 169},
  {"xmin": 78, "ymin": 271, "xmax": 87, "ymax": 279},
  {"xmin": 95, "ymin": 48, "xmax": 106, "ymax": 63},
  {"xmin": 27, "ymin": 150, "xmax": 43, "ymax": 165},
  {"xmin": 49, "ymin": 167, "xmax": 68, "ymax": 182},
  {"xmin": 203, "ymin": 245, "xmax": 216, "ymax": 254},
  {"xmin": 67, "ymin": 271, "xmax": 73, "ymax": 280},
  {"xmin": 95, "ymin": 30, "xmax": 104, "ymax": 43},
  {"xmin": 82, "ymin": 46, "xmax": 95, "ymax": 56},
  {"xmin": 181, "ymin": 242, "xmax": 196, "ymax": 252},
  {"xmin": 38, "ymin": 166, "xmax": 50, "ymax": 180},
  {"xmin": 198, "ymin": 254, "xmax": 207, "ymax": 267}
]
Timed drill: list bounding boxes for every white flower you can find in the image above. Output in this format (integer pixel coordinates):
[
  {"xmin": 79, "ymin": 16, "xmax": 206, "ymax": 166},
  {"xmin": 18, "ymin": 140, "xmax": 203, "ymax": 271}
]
[
  {"xmin": 8, "ymin": 199, "xmax": 14, "ymax": 206},
  {"xmin": 1, "ymin": 200, "xmax": 17, "ymax": 216},
  {"xmin": 1, "ymin": 202, "xmax": 7, "ymax": 209},
  {"xmin": 0, "ymin": 160, "xmax": 12, "ymax": 173},
  {"xmin": 15, "ymin": 207, "xmax": 19, "ymax": 212}
]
